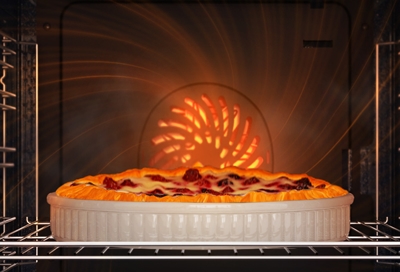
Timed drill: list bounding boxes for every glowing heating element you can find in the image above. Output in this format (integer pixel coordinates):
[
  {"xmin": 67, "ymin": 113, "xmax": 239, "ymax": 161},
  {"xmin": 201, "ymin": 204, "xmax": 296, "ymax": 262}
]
[{"xmin": 149, "ymin": 93, "xmax": 266, "ymax": 169}]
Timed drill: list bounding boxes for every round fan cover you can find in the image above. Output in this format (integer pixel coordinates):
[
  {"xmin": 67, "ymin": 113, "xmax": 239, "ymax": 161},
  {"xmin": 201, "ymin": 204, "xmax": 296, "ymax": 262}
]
[{"xmin": 139, "ymin": 83, "xmax": 273, "ymax": 171}]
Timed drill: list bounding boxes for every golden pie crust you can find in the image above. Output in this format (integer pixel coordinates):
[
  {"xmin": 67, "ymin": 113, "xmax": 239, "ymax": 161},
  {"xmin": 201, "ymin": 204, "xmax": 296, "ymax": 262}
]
[{"xmin": 55, "ymin": 166, "xmax": 348, "ymax": 203}]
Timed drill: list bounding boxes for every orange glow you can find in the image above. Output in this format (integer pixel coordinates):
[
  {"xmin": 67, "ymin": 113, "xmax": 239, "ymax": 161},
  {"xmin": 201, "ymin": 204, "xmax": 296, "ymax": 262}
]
[
  {"xmin": 202, "ymin": 94, "xmax": 220, "ymax": 131},
  {"xmin": 194, "ymin": 133, "xmax": 203, "ymax": 144},
  {"xmin": 205, "ymin": 130, "xmax": 212, "ymax": 144},
  {"xmin": 185, "ymin": 97, "xmax": 209, "ymax": 127},
  {"xmin": 181, "ymin": 153, "xmax": 191, "ymax": 163},
  {"xmin": 158, "ymin": 119, "xmax": 193, "ymax": 133},
  {"xmin": 233, "ymin": 159, "xmax": 244, "ymax": 167},
  {"xmin": 185, "ymin": 142, "xmax": 195, "ymax": 150},
  {"xmin": 171, "ymin": 106, "xmax": 201, "ymax": 129},
  {"xmin": 149, "ymin": 92, "xmax": 268, "ymax": 170},
  {"xmin": 149, "ymin": 149, "xmax": 180, "ymax": 167},
  {"xmin": 245, "ymin": 136, "xmax": 259, "ymax": 154},
  {"xmin": 248, "ymin": 157, "xmax": 264, "ymax": 169},
  {"xmin": 220, "ymin": 160, "xmax": 231, "ymax": 168},
  {"xmin": 192, "ymin": 161, "xmax": 204, "ymax": 167},
  {"xmin": 215, "ymin": 136, "xmax": 221, "ymax": 149},
  {"xmin": 151, "ymin": 132, "xmax": 185, "ymax": 145},
  {"xmin": 219, "ymin": 97, "xmax": 229, "ymax": 137},
  {"xmin": 229, "ymin": 104, "xmax": 240, "ymax": 146},
  {"xmin": 232, "ymin": 117, "xmax": 252, "ymax": 156},
  {"xmin": 233, "ymin": 136, "xmax": 260, "ymax": 167},
  {"xmin": 164, "ymin": 144, "xmax": 181, "ymax": 154},
  {"xmin": 220, "ymin": 148, "xmax": 228, "ymax": 159},
  {"xmin": 162, "ymin": 156, "xmax": 179, "ymax": 169},
  {"xmin": 149, "ymin": 150, "xmax": 166, "ymax": 166},
  {"xmin": 152, "ymin": 135, "xmax": 168, "ymax": 145}
]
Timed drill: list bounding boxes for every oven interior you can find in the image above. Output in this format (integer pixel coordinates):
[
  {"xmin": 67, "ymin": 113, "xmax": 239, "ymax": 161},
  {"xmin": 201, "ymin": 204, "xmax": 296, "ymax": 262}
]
[{"xmin": 0, "ymin": 0, "xmax": 400, "ymax": 271}]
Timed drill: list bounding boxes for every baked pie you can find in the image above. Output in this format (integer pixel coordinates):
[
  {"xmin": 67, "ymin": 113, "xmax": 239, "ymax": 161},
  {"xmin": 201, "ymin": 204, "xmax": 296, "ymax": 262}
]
[{"xmin": 55, "ymin": 166, "xmax": 348, "ymax": 202}]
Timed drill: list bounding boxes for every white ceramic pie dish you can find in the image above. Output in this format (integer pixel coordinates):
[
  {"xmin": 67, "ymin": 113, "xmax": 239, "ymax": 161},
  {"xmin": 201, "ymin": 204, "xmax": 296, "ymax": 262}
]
[{"xmin": 47, "ymin": 193, "xmax": 353, "ymax": 243}]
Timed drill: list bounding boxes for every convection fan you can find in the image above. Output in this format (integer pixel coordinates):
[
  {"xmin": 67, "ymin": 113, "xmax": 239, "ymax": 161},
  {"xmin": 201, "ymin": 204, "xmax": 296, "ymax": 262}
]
[{"xmin": 139, "ymin": 83, "xmax": 273, "ymax": 171}]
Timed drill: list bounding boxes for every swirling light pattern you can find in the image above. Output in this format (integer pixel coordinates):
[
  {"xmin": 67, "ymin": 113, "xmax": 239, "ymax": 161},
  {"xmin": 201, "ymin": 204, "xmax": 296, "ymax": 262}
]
[
  {"xmin": 149, "ymin": 93, "xmax": 264, "ymax": 169},
  {"xmin": 140, "ymin": 84, "xmax": 272, "ymax": 170},
  {"xmin": 38, "ymin": 2, "xmax": 385, "ymax": 186}
]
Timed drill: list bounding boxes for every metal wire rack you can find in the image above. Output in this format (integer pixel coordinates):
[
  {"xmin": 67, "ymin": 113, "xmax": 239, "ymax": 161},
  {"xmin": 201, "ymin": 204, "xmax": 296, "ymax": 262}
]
[
  {"xmin": 0, "ymin": 216, "xmax": 399, "ymax": 271},
  {"xmin": 0, "ymin": 30, "xmax": 17, "ymax": 228}
]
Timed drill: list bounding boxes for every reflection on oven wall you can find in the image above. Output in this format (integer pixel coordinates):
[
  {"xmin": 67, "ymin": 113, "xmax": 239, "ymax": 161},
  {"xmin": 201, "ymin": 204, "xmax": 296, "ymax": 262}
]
[
  {"xmin": 0, "ymin": 0, "xmax": 398, "ymax": 271},
  {"xmin": 47, "ymin": 2, "xmax": 352, "ymax": 182}
]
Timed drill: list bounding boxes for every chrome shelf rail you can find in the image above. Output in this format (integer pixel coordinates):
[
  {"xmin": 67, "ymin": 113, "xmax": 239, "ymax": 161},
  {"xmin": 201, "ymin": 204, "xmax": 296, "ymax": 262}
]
[
  {"xmin": 0, "ymin": 217, "xmax": 399, "ymax": 268},
  {"xmin": 1, "ymin": 30, "xmax": 17, "ymax": 239}
]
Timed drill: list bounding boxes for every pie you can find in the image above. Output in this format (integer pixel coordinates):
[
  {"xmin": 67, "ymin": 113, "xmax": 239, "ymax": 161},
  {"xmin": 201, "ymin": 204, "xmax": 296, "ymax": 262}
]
[{"xmin": 55, "ymin": 166, "xmax": 348, "ymax": 202}]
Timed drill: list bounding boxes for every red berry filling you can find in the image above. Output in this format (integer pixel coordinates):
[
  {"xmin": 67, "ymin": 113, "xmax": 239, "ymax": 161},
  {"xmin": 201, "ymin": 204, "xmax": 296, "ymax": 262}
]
[
  {"xmin": 203, "ymin": 174, "xmax": 218, "ymax": 179},
  {"xmin": 147, "ymin": 188, "xmax": 166, "ymax": 197},
  {"xmin": 173, "ymin": 188, "xmax": 194, "ymax": 194},
  {"xmin": 228, "ymin": 173, "xmax": 244, "ymax": 180},
  {"xmin": 182, "ymin": 168, "xmax": 202, "ymax": 181},
  {"xmin": 266, "ymin": 181, "xmax": 279, "ymax": 187},
  {"xmin": 120, "ymin": 179, "xmax": 137, "ymax": 188},
  {"xmin": 294, "ymin": 178, "xmax": 312, "ymax": 190},
  {"xmin": 201, "ymin": 188, "xmax": 221, "ymax": 195},
  {"xmin": 243, "ymin": 177, "xmax": 260, "ymax": 185},
  {"xmin": 103, "ymin": 177, "xmax": 121, "ymax": 190},
  {"xmin": 257, "ymin": 188, "xmax": 280, "ymax": 193},
  {"xmin": 217, "ymin": 178, "xmax": 233, "ymax": 187},
  {"xmin": 221, "ymin": 186, "xmax": 235, "ymax": 194},
  {"xmin": 194, "ymin": 179, "xmax": 212, "ymax": 188},
  {"xmin": 145, "ymin": 174, "xmax": 171, "ymax": 182},
  {"xmin": 277, "ymin": 184, "xmax": 297, "ymax": 190}
]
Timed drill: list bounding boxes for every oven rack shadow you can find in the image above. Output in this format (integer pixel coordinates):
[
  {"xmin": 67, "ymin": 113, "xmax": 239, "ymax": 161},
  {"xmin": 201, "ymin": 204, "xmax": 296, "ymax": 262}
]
[{"xmin": 1, "ymin": 217, "xmax": 400, "ymax": 271}]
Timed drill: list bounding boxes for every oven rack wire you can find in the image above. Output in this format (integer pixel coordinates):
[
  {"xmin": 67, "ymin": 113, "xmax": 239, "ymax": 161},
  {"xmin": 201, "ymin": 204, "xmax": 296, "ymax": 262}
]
[
  {"xmin": 1, "ymin": 217, "xmax": 400, "ymax": 271},
  {"xmin": 1, "ymin": 30, "xmax": 17, "ymax": 221}
]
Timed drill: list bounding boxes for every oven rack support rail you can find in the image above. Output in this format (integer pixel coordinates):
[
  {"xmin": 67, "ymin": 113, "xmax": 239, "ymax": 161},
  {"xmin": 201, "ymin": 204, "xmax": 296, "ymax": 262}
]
[
  {"xmin": 0, "ymin": 31, "xmax": 17, "ymax": 239},
  {"xmin": 0, "ymin": 30, "xmax": 17, "ymax": 165},
  {"xmin": 1, "ymin": 218, "xmax": 400, "ymax": 271}
]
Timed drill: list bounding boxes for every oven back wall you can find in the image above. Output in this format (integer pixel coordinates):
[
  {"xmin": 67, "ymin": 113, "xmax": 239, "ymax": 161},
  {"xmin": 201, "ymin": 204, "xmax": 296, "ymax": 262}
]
[{"xmin": 42, "ymin": 1, "xmax": 351, "ymax": 181}]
